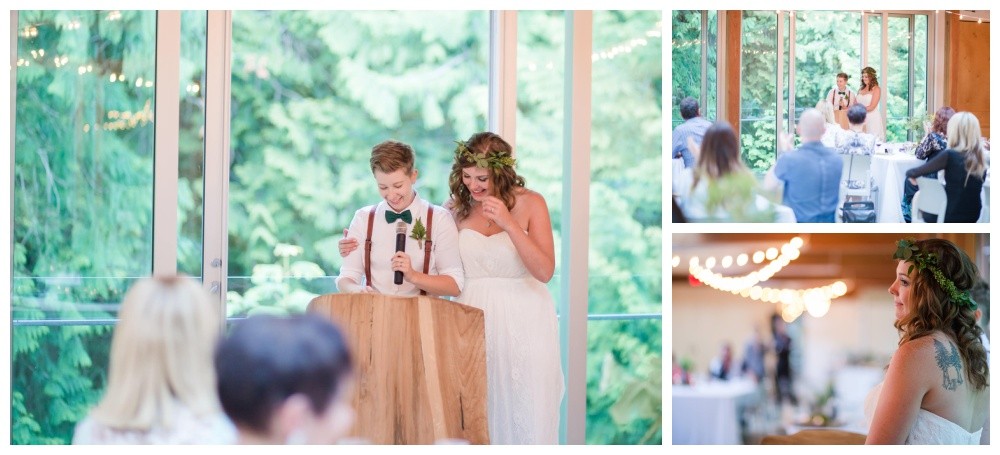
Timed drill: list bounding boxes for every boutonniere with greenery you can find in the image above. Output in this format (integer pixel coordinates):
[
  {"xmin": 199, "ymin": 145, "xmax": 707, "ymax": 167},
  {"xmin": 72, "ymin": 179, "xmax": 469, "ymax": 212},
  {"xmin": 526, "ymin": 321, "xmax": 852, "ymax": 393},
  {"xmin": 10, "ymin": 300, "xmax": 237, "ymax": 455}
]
[{"xmin": 410, "ymin": 217, "xmax": 427, "ymax": 249}]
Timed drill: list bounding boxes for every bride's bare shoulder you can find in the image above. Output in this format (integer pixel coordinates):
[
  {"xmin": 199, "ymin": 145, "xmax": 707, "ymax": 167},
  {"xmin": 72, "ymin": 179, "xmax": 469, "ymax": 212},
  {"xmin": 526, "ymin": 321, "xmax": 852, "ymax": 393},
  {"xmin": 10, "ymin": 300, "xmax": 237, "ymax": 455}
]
[{"xmin": 514, "ymin": 187, "xmax": 549, "ymax": 211}]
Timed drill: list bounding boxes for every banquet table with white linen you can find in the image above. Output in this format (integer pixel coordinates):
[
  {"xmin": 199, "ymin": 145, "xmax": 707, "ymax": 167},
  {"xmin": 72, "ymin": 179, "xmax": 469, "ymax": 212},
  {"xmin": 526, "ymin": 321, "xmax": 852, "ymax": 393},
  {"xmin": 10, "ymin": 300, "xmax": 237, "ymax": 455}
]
[
  {"xmin": 672, "ymin": 378, "xmax": 758, "ymax": 444},
  {"xmin": 870, "ymin": 151, "xmax": 922, "ymax": 223}
]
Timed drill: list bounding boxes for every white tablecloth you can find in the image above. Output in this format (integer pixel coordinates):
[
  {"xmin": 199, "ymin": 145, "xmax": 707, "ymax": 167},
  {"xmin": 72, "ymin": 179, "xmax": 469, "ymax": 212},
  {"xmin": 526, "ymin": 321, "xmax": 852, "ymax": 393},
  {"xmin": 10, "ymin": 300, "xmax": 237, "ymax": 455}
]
[
  {"xmin": 673, "ymin": 378, "xmax": 758, "ymax": 444},
  {"xmin": 870, "ymin": 152, "xmax": 922, "ymax": 223}
]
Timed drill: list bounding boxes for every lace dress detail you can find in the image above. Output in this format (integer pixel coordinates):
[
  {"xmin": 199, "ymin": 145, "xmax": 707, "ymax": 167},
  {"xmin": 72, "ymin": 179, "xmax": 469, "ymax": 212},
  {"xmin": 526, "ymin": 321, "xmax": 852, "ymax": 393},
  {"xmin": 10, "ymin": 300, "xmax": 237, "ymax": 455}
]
[
  {"xmin": 456, "ymin": 229, "xmax": 565, "ymax": 444},
  {"xmin": 864, "ymin": 381, "xmax": 983, "ymax": 444}
]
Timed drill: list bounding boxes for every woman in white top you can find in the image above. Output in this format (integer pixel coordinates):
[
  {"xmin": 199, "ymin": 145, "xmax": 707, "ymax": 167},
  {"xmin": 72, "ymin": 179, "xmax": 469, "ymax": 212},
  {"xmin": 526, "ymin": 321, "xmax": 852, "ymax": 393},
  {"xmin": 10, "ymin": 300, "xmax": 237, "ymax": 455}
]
[
  {"xmin": 866, "ymin": 238, "xmax": 989, "ymax": 444},
  {"xmin": 856, "ymin": 66, "xmax": 885, "ymax": 141},
  {"xmin": 73, "ymin": 276, "xmax": 236, "ymax": 444}
]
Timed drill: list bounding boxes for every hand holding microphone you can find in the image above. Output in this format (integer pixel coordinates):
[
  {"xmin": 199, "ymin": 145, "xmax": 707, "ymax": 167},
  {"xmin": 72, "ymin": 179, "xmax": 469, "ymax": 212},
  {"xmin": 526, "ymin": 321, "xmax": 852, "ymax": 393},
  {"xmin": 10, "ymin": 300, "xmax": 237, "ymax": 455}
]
[{"xmin": 393, "ymin": 221, "xmax": 407, "ymax": 285}]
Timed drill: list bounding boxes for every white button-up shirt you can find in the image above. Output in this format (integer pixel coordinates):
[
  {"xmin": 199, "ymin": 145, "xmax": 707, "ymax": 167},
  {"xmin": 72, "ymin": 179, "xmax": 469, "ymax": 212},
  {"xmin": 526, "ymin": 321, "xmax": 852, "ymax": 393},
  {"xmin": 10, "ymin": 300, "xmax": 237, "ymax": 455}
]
[{"xmin": 336, "ymin": 194, "xmax": 464, "ymax": 297}]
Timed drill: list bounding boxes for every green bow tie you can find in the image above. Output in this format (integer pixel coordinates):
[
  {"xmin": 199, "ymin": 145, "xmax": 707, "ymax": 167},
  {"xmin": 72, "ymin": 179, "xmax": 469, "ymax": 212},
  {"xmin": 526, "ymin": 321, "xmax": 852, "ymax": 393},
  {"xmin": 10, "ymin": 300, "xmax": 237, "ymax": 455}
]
[{"xmin": 385, "ymin": 209, "xmax": 412, "ymax": 224}]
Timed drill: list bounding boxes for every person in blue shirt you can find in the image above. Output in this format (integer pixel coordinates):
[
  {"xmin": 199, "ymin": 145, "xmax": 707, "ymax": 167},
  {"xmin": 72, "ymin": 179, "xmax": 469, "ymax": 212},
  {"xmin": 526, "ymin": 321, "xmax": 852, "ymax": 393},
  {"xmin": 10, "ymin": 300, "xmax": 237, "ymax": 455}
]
[
  {"xmin": 764, "ymin": 108, "xmax": 844, "ymax": 223},
  {"xmin": 672, "ymin": 97, "xmax": 712, "ymax": 168}
]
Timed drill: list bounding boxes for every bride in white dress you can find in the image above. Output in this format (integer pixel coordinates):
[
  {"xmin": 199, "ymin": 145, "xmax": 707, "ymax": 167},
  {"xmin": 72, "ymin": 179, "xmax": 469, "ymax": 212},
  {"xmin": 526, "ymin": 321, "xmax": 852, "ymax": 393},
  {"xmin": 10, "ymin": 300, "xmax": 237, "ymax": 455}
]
[
  {"xmin": 865, "ymin": 238, "xmax": 989, "ymax": 444},
  {"xmin": 856, "ymin": 66, "xmax": 885, "ymax": 142},
  {"xmin": 447, "ymin": 132, "xmax": 565, "ymax": 444}
]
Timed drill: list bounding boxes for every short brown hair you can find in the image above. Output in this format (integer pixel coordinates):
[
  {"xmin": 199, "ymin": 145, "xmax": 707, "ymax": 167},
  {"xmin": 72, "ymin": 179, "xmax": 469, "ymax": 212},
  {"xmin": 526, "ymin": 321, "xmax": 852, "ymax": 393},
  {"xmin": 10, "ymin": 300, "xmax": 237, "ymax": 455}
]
[
  {"xmin": 836, "ymin": 72, "xmax": 849, "ymax": 81},
  {"xmin": 370, "ymin": 140, "xmax": 415, "ymax": 175}
]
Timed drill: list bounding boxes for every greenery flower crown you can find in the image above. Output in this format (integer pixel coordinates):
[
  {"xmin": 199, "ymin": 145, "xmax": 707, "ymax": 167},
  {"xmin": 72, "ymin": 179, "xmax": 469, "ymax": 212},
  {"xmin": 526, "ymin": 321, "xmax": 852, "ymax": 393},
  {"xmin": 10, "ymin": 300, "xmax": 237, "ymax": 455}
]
[
  {"xmin": 454, "ymin": 140, "xmax": 516, "ymax": 170},
  {"xmin": 893, "ymin": 239, "xmax": 977, "ymax": 310}
]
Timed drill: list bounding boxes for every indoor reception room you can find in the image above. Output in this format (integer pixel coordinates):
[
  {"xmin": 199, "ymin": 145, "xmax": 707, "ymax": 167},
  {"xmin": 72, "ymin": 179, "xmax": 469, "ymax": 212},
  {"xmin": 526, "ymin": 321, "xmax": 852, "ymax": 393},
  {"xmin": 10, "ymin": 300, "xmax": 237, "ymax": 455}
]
[
  {"xmin": 671, "ymin": 10, "xmax": 990, "ymax": 223},
  {"xmin": 7, "ymin": 9, "xmax": 662, "ymax": 446},
  {"xmin": 671, "ymin": 233, "xmax": 990, "ymax": 444}
]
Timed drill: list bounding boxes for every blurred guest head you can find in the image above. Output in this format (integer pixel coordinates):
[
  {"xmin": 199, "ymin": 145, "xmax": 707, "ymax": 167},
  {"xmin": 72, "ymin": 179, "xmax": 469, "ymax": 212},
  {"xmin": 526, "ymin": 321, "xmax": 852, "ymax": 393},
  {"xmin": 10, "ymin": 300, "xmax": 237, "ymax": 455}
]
[
  {"xmin": 216, "ymin": 314, "xmax": 355, "ymax": 444},
  {"xmin": 946, "ymin": 112, "xmax": 988, "ymax": 181},
  {"xmin": 679, "ymin": 96, "xmax": 701, "ymax": 120},
  {"xmin": 89, "ymin": 276, "xmax": 223, "ymax": 432},
  {"xmin": 797, "ymin": 108, "xmax": 826, "ymax": 142},
  {"xmin": 815, "ymin": 100, "xmax": 835, "ymax": 124},
  {"xmin": 889, "ymin": 238, "xmax": 987, "ymax": 390},
  {"xmin": 930, "ymin": 106, "xmax": 956, "ymax": 136},
  {"xmin": 692, "ymin": 121, "xmax": 748, "ymax": 188},
  {"xmin": 846, "ymin": 104, "xmax": 868, "ymax": 126}
]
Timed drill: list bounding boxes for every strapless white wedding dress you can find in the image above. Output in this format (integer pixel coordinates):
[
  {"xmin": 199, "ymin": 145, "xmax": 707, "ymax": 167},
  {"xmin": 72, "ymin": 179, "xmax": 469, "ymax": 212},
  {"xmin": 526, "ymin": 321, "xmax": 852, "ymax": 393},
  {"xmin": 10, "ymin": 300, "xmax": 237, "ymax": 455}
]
[
  {"xmin": 455, "ymin": 229, "xmax": 565, "ymax": 444},
  {"xmin": 855, "ymin": 92, "xmax": 885, "ymax": 142},
  {"xmin": 864, "ymin": 381, "xmax": 983, "ymax": 444}
]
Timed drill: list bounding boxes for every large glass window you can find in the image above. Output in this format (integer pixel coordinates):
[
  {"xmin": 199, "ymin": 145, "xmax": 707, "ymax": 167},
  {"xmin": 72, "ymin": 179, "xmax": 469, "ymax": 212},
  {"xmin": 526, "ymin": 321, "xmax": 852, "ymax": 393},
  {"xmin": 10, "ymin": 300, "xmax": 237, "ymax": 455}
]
[
  {"xmin": 588, "ymin": 10, "xmax": 662, "ymax": 444},
  {"xmin": 671, "ymin": 10, "xmax": 717, "ymax": 127},
  {"xmin": 178, "ymin": 11, "xmax": 208, "ymax": 277},
  {"xmin": 740, "ymin": 11, "xmax": 778, "ymax": 173},
  {"xmin": 225, "ymin": 11, "xmax": 490, "ymax": 317},
  {"xmin": 516, "ymin": 11, "xmax": 564, "ymax": 300},
  {"xmin": 12, "ymin": 10, "xmax": 158, "ymax": 444}
]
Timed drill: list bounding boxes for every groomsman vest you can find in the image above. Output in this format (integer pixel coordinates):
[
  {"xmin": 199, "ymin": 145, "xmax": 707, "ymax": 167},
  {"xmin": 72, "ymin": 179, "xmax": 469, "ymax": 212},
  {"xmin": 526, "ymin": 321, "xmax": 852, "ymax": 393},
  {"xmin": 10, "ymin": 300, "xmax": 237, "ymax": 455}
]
[{"xmin": 364, "ymin": 206, "xmax": 435, "ymax": 296}]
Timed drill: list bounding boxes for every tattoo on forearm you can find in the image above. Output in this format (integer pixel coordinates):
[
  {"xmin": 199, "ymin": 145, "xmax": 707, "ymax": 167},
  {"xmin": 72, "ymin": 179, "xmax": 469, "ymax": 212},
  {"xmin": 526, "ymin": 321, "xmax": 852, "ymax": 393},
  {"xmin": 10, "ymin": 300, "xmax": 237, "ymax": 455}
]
[{"xmin": 933, "ymin": 339, "xmax": 964, "ymax": 391}]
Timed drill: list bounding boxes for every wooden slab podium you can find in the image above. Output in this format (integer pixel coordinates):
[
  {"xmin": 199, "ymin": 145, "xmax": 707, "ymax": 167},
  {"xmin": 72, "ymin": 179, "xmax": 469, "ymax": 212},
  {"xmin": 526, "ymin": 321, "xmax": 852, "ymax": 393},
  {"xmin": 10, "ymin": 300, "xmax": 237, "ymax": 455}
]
[{"xmin": 307, "ymin": 293, "xmax": 489, "ymax": 444}]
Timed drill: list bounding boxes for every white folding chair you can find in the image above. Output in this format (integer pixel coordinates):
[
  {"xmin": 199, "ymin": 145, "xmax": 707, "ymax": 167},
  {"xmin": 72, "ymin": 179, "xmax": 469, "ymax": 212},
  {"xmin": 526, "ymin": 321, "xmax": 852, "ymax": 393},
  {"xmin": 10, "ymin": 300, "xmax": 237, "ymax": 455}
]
[{"xmin": 912, "ymin": 176, "xmax": 947, "ymax": 223}]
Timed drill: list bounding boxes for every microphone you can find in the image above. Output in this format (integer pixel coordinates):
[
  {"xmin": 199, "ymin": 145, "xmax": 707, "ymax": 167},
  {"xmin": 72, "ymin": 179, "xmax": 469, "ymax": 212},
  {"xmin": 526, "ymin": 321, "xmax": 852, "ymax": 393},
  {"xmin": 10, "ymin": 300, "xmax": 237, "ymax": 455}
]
[{"xmin": 394, "ymin": 221, "xmax": 406, "ymax": 285}]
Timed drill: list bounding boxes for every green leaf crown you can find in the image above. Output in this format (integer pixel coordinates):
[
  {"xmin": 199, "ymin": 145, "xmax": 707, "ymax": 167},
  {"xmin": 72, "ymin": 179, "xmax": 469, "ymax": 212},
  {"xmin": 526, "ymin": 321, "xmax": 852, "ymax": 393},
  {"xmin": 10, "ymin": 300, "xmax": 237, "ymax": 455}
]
[
  {"xmin": 454, "ymin": 140, "xmax": 516, "ymax": 170},
  {"xmin": 892, "ymin": 238, "xmax": 976, "ymax": 310}
]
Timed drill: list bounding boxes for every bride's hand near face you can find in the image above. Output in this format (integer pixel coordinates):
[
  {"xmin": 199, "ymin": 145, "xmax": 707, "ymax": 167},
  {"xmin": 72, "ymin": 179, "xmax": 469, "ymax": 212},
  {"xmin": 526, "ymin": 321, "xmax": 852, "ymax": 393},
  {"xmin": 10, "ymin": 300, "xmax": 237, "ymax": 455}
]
[{"xmin": 480, "ymin": 196, "xmax": 514, "ymax": 231}]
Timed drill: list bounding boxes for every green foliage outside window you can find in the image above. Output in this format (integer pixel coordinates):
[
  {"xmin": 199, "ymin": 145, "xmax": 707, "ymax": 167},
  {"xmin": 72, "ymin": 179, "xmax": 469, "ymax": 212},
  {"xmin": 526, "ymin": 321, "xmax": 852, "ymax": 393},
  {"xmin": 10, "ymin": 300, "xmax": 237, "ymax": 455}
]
[{"xmin": 12, "ymin": 10, "xmax": 157, "ymax": 444}]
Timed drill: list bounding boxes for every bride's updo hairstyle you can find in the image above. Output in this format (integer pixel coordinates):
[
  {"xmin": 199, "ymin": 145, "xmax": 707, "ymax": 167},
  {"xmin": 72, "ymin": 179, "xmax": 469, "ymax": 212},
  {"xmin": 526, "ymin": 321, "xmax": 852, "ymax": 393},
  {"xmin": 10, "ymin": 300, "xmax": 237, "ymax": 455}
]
[
  {"xmin": 894, "ymin": 238, "xmax": 988, "ymax": 390},
  {"xmin": 448, "ymin": 132, "xmax": 525, "ymax": 222}
]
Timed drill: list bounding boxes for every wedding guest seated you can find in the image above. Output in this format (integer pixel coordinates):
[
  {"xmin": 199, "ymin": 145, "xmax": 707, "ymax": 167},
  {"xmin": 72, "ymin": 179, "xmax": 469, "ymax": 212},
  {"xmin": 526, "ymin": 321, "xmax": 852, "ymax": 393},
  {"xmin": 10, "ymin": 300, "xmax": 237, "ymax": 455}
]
[
  {"xmin": 902, "ymin": 107, "xmax": 955, "ymax": 222},
  {"xmin": 764, "ymin": 109, "xmax": 843, "ymax": 222},
  {"xmin": 215, "ymin": 314, "xmax": 356, "ymax": 444},
  {"xmin": 680, "ymin": 121, "xmax": 777, "ymax": 222},
  {"xmin": 835, "ymin": 104, "xmax": 878, "ymax": 156},
  {"xmin": 73, "ymin": 276, "xmax": 236, "ymax": 444},
  {"xmin": 905, "ymin": 112, "xmax": 987, "ymax": 223},
  {"xmin": 672, "ymin": 96, "xmax": 712, "ymax": 168}
]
